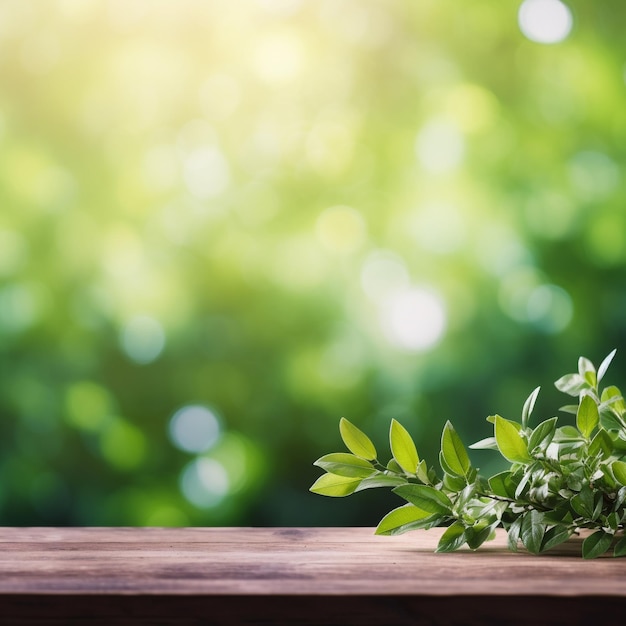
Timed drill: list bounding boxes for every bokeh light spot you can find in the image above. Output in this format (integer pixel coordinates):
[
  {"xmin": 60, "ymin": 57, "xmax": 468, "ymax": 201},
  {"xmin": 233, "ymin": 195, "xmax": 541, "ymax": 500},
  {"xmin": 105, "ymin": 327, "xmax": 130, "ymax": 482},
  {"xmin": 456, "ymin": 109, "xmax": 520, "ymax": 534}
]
[
  {"xmin": 169, "ymin": 405, "xmax": 221, "ymax": 454},
  {"xmin": 65, "ymin": 381, "xmax": 112, "ymax": 431},
  {"xmin": 180, "ymin": 457, "xmax": 230, "ymax": 509},
  {"xmin": 271, "ymin": 235, "xmax": 329, "ymax": 289},
  {"xmin": 306, "ymin": 119, "xmax": 355, "ymax": 176},
  {"xmin": 142, "ymin": 144, "xmax": 179, "ymax": 193},
  {"xmin": 586, "ymin": 213, "xmax": 626, "ymax": 266},
  {"xmin": 0, "ymin": 230, "xmax": 28, "ymax": 277},
  {"xmin": 445, "ymin": 84, "xmax": 499, "ymax": 134},
  {"xmin": 316, "ymin": 205, "xmax": 366, "ymax": 254},
  {"xmin": 0, "ymin": 283, "xmax": 44, "ymax": 334},
  {"xmin": 380, "ymin": 287, "xmax": 447, "ymax": 351},
  {"xmin": 100, "ymin": 419, "xmax": 147, "ymax": 470},
  {"xmin": 518, "ymin": 0, "xmax": 573, "ymax": 44},
  {"xmin": 415, "ymin": 119, "xmax": 465, "ymax": 174},
  {"xmin": 568, "ymin": 151, "xmax": 619, "ymax": 201},
  {"xmin": 526, "ymin": 284, "xmax": 573, "ymax": 333},
  {"xmin": 360, "ymin": 251, "xmax": 410, "ymax": 301},
  {"xmin": 252, "ymin": 31, "xmax": 304, "ymax": 83},
  {"xmin": 120, "ymin": 315, "xmax": 166, "ymax": 364},
  {"xmin": 498, "ymin": 267, "xmax": 542, "ymax": 323},
  {"xmin": 182, "ymin": 145, "xmax": 230, "ymax": 199},
  {"xmin": 199, "ymin": 73, "xmax": 241, "ymax": 121},
  {"xmin": 409, "ymin": 203, "xmax": 466, "ymax": 255},
  {"xmin": 498, "ymin": 269, "xmax": 572, "ymax": 332}
]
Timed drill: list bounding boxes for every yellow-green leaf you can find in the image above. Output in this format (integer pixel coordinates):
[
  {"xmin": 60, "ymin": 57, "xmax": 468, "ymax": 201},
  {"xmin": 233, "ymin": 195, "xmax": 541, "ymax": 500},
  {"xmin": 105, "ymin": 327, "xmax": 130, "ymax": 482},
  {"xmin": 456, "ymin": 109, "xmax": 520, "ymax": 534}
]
[
  {"xmin": 313, "ymin": 453, "xmax": 375, "ymax": 478},
  {"xmin": 393, "ymin": 484, "xmax": 452, "ymax": 515},
  {"xmin": 577, "ymin": 394, "xmax": 599, "ymax": 439},
  {"xmin": 612, "ymin": 460, "xmax": 626, "ymax": 486},
  {"xmin": 441, "ymin": 421, "xmax": 470, "ymax": 477},
  {"xmin": 309, "ymin": 473, "xmax": 361, "ymax": 497},
  {"xmin": 339, "ymin": 418, "xmax": 377, "ymax": 460},
  {"xmin": 389, "ymin": 419, "xmax": 419, "ymax": 474},
  {"xmin": 436, "ymin": 521, "xmax": 466, "ymax": 553},
  {"xmin": 494, "ymin": 415, "xmax": 531, "ymax": 464},
  {"xmin": 375, "ymin": 504, "xmax": 433, "ymax": 535}
]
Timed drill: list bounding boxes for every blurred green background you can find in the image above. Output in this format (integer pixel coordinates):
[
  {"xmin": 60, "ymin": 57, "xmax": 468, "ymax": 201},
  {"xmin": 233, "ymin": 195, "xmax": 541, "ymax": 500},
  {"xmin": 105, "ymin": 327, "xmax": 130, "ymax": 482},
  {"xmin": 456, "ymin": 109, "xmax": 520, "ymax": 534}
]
[{"xmin": 1, "ymin": 0, "xmax": 625, "ymax": 527}]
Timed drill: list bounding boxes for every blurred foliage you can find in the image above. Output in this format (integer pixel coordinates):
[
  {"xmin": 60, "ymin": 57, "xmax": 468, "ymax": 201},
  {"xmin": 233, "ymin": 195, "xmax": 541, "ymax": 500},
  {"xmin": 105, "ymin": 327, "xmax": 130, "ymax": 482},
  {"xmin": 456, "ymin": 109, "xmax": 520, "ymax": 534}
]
[{"xmin": 0, "ymin": 0, "xmax": 626, "ymax": 526}]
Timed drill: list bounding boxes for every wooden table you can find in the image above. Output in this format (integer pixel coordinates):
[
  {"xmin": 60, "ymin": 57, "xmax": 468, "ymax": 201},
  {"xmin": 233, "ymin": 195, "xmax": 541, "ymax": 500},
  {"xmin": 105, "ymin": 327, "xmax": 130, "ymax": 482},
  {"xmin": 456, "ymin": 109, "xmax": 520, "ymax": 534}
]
[{"xmin": 0, "ymin": 527, "xmax": 624, "ymax": 625}]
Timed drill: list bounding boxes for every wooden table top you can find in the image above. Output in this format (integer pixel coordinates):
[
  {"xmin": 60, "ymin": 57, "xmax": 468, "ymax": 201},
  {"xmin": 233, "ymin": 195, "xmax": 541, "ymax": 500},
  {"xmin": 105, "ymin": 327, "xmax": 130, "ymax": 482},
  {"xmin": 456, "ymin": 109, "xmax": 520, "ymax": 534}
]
[
  {"xmin": 0, "ymin": 526, "xmax": 624, "ymax": 597},
  {"xmin": 2, "ymin": 527, "xmax": 625, "ymax": 624}
]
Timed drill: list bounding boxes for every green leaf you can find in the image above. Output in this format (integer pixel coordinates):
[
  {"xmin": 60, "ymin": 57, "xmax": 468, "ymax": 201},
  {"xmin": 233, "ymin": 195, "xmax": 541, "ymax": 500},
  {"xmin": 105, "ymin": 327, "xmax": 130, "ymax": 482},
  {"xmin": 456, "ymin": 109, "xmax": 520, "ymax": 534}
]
[
  {"xmin": 541, "ymin": 526, "xmax": 573, "ymax": 552},
  {"xmin": 309, "ymin": 473, "xmax": 362, "ymax": 497},
  {"xmin": 389, "ymin": 419, "xmax": 419, "ymax": 474},
  {"xmin": 597, "ymin": 349, "xmax": 617, "ymax": 383},
  {"xmin": 521, "ymin": 386, "xmax": 541, "ymax": 429},
  {"xmin": 313, "ymin": 453, "xmax": 376, "ymax": 478},
  {"xmin": 506, "ymin": 517, "xmax": 522, "ymax": 552},
  {"xmin": 601, "ymin": 464, "xmax": 617, "ymax": 490},
  {"xmin": 601, "ymin": 385, "xmax": 623, "ymax": 404},
  {"xmin": 578, "ymin": 356, "xmax": 596, "ymax": 378},
  {"xmin": 415, "ymin": 459, "xmax": 430, "ymax": 484},
  {"xmin": 443, "ymin": 469, "xmax": 467, "ymax": 492},
  {"xmin": 441, "ymin": 421, "xmax": 471, "ymax": 478},
  {"xmin": 469, "ymin": 436, "xmax": 498, "ymax": 450},
  {"xmin": 584, "ymin": 370, "xmax": 597, "ymax": 387},
  {"xmin": 386, "ymin": 459, "xmax": 404, "ymax": 474},
  {"xmin": 615, "ymin": 486, "xmax": 626, "ymax": 509},
  {"xmin": 375, "ymin": 503, "xmax": 434, "ymax": 535},
  {"xmin": 611, "ymin": 460, "xmax": 626, "ymax": 486},
  {"xmin": 466, "ymin": 521, "xmax": 497, "ymax": 550},
  {"xmin": 606, "ymin": 512, "xmax": 621, "ymax": 531},
  {"xmin": 543, "ymin": 506, "xmax": 573, "ymax": 525},
  {"xmin": 528, "ymin": 417, "xmax": 558, "ymax": 452},
  {"xmin": 577, "ymin": 395, "xmax": 599, "ymax": 439},
  {"xmin": 393, "ymin": 484, "xmax": 452, "ymax": 515},
  {"xmin": 339, "ymin": 418, "xmax": 377, "ymax": 461},
  {"xmin": 554, "ymin": 373, "xmax": 588, "ymax": 397},
  {"xmin": 354, "ymin": 474, "xmax": 407, "ymax": 492},
  {"xmin": 613, "ymin": 433, "xmax": 626, "ymax": 452},
  {"xmin": 571, "ymin": 485, "xmax": 595, "ymax": 519},
  {"xmin": 554, "ymin": 425, "xmax": 584, "ymax": 442},
  {"xmin": 582, "ymin": 530, "xmax": 613, "ymax": 559},
  {"xmin": 600, "ymin": 385, "xmax": 626, "ymax": 415},
  {"xmin": 520, "ymin": 510, "xmax": 545, "ymax": 554},
  {"xmin": 495, "ymin": 415, "xmax": 531, "ymax": 464},
  {"xmin": 514, "ymin": 467, "xmax": 534, "ymax": 499},
  {"xmin": 559, "ymin": 404, "xmax": 579, "ymax": 415},
  {"xmin": 436, "ymin": 521, "xmax": 467, "ymax": 553},
  {"xmin": 601, "ymin": 412, "xmax": 625, "ymax": 432},
  {"xmin": 488, "ymin": 471, "xmax": 515, "ymax": 499},
  {"xmin": 588, "ymin": 430, "xmax": 613, "ymax": 459},
  {"xmin": 613, "ymin": 534, "xmax": 626, "ymax": 557}
]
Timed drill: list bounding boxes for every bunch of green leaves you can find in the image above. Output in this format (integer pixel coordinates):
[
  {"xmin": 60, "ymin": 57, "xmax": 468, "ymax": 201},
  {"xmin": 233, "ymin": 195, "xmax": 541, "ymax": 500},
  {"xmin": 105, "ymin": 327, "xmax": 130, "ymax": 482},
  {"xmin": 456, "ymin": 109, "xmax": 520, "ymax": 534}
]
[{"xmin": 311, "ymin": 350, "xmax": 626, "ymax": 558}]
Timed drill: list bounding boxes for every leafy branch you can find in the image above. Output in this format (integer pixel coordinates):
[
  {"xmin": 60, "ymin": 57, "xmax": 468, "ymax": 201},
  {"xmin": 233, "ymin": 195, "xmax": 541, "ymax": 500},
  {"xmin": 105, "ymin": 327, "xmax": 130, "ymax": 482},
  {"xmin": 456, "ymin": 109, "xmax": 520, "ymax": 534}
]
[{"xmin": 311, "ymin": 349, "xmax": 626, "ymax": 558}]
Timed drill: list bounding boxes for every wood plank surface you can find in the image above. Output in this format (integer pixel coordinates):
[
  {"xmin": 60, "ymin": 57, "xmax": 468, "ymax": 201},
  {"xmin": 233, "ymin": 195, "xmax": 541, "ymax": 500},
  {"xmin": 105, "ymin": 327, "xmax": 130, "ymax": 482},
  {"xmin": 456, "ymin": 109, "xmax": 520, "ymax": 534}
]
[{"xmin": 0, "ymin": 527, "xmax": 624, "ymax": 625}]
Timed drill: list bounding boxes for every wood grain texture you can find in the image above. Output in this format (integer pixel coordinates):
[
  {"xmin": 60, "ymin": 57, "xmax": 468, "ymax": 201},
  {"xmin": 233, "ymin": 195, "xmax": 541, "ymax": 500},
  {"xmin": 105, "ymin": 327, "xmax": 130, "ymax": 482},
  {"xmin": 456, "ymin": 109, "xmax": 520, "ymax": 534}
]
[{"xmin": 0, "ymin": 527, "xmax": 624, "ymax": 625}]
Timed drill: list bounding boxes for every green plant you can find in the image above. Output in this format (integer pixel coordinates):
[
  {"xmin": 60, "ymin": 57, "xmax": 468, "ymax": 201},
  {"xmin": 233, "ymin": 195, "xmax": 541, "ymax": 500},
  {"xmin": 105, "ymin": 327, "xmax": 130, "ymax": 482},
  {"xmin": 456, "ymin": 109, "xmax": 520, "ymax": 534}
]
[{"xmin": 311, "ymin": 350, "xmax": 626, "ymax": 558}]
